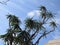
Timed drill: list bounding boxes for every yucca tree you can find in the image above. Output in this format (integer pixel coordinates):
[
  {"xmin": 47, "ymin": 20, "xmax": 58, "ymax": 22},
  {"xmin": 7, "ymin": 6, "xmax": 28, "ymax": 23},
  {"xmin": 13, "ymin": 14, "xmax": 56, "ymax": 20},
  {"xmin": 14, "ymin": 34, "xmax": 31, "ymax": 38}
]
[
  {"xmin": 0, "ymin": 6, "xmax": 57, "ymax": 45},
  {"xmin": 0, "ymin": 15, "xmax": 22, "ymax": 45},
  {"xmin": 25, "ymin": 6, "xmax": 57, "ymax": 45},
  {"xmin": 7, "ymin": 15, "xmax": 22, "ymax": 45}
]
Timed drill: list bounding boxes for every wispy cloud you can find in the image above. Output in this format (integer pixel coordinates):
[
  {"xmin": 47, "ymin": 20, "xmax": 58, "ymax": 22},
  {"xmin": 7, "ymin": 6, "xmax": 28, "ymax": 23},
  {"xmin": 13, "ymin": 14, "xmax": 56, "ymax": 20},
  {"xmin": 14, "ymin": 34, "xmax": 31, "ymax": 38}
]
[
  {"xmin": 7, "ymin": 1, "xmax": 24, "ymax": 11},
  {"xmin": 0, "ymin": 4, "xmax": 14, "ymax": 34}
]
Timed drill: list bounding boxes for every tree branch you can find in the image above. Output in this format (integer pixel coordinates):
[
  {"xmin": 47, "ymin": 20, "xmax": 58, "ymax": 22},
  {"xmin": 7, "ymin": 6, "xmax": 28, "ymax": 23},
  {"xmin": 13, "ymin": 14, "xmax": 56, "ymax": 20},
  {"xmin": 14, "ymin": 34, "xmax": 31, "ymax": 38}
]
[
  {"xmin": 34, "ymin": 29, "xmax": 55, "ymax": 45},
  {"xmin": 0, "ymin": 0, "xmax": 10, "ymax": 5}
]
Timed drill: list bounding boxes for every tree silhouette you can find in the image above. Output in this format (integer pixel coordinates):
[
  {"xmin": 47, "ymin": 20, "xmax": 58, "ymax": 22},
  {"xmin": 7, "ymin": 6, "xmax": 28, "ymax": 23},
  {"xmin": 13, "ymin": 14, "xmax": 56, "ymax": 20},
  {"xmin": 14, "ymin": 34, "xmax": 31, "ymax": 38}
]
[{"xmin": 0, "ymin": 6, "xmax": 57, "ymax": 45}]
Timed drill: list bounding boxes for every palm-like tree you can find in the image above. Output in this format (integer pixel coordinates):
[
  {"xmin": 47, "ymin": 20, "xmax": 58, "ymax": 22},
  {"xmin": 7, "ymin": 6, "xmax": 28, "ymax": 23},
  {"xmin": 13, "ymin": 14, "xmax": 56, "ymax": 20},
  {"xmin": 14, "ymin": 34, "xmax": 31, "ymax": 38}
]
[
  {"xmin": 25, "ymin": 6, "xmax": 57, "ymax": 45},
  {"xmin": 0, "ymin": 6, "xmax": 57, "ymax": 45},
  {"xmin": 7, "ymin": 15, "xmax": 22, "ymax": 45},
  {"xmin": 0, "ymin": 15, "xmax": 22, "ymax": 45}
]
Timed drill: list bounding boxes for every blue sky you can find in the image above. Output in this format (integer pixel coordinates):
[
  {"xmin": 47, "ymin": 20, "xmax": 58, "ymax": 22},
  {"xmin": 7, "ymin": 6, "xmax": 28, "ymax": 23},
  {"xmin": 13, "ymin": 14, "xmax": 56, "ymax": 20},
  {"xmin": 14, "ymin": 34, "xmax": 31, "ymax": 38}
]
[{"xmin": 0, "ymin": 0, "xmax": 60, "ymax": 45}]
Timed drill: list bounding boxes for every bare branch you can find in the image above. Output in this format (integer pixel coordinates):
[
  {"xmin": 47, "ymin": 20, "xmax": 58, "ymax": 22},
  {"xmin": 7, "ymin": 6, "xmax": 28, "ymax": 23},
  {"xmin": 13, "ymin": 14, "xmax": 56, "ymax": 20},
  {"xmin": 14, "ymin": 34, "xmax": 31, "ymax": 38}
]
[
  {"xmin": 0, "ymin": 0, "xmax": 10, "ymax": 5},
  {"xmin": 34, "ymin": 29, "xmax": 55, "ymax": 45}
]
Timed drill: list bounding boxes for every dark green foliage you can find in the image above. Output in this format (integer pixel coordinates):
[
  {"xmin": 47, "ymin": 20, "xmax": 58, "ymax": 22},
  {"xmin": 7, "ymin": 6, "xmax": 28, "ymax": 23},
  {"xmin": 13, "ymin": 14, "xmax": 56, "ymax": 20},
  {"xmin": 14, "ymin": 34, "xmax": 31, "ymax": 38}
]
[
  {"xmin": 40, "ymin": 6, "xmax": 47, "ymax": 11},
  {"xmin": 50, "ymin": 21, "xmax": 57, "ymax": 28}
]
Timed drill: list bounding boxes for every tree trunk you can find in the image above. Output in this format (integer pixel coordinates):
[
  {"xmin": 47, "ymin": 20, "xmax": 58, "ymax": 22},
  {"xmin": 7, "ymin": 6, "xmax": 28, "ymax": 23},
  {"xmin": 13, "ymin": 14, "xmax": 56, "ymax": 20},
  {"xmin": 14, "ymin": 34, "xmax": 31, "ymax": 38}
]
[
  {"xmin": 10, "ymin": 41, "xmax": 12, "ymax": 45},
  {"xmin": 7, "ymin": 41, "xmax": 9, "ymax": 45}
]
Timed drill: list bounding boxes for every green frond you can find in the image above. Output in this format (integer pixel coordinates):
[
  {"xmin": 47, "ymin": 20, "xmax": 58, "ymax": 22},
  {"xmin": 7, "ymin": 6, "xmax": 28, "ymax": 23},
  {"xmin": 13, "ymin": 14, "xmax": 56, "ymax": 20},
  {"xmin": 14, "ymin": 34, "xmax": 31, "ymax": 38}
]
[
  {"xmin": 7, "ymin": 14, "xmax": 12, "ymax": 19},
  {"xmin": 25, "ymin": 18, "xmax": 37, "ymax": 29},
  {"xmin": 50, "ymin": 21, "xmax": 57, "ymax": 28},
  {"xmin": 40, "ymin": 6, "xmax": 47, "ymax": 11},
  {"xmin": 0, "ymin": 34, "xmax": 7, "ymax": 39},
  {"xmin": 46, "ymin": 11, "xmax": 54, "ymax": 18},
  {"xmin": 40, "ymin": 6, "xmax": 47, "ymax": 20}
]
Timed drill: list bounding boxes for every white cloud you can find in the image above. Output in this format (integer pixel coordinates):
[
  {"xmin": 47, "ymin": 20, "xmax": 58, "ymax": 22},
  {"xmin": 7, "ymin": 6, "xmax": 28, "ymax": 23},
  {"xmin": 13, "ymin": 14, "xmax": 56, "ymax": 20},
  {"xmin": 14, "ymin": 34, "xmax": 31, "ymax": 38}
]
[
  {"xmin": 27, "ymin": 10, "xmax": 40, "ymax": 18},
  {"xmin": 27, "ymin": 11, "xmax": 35, "ymax": 18},
  {"xmin": 35, "ymin": 10, "xmax": 40, "ymax": 16}
]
